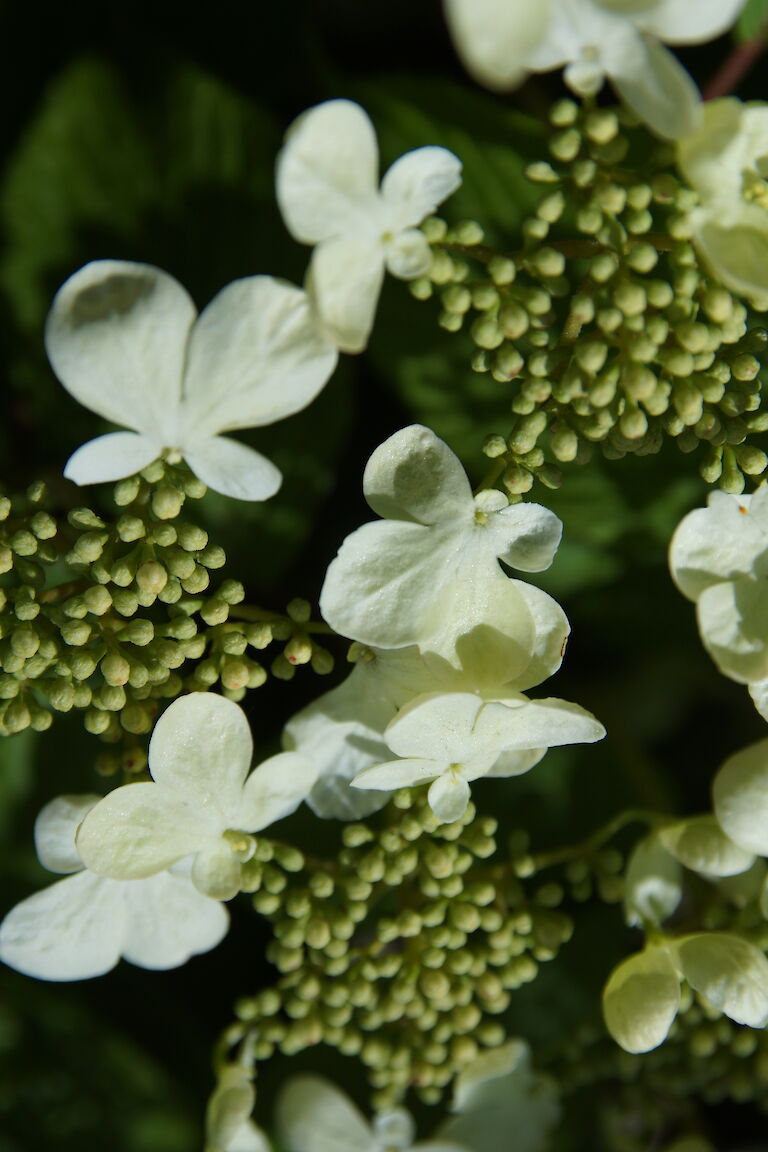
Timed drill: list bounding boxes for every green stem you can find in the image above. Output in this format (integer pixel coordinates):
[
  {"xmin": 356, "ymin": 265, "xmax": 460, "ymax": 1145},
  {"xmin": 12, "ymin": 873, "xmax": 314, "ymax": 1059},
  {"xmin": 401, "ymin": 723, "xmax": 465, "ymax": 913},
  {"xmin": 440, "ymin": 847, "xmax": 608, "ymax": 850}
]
[
  {"xmin": 228, "ymin": 604, "xmax": 335, "ymax": 636},
  {"xmin": 531, "ymin": 808, "xmax": 662, "ymax": 870}
]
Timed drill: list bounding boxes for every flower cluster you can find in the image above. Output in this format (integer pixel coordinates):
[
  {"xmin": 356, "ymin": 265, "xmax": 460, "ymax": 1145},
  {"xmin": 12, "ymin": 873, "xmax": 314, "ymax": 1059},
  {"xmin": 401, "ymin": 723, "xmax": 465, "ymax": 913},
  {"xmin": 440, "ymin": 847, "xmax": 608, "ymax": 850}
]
[{"xmin": 412, "ymin": 100, "xmax": 768, "ymax": 495}]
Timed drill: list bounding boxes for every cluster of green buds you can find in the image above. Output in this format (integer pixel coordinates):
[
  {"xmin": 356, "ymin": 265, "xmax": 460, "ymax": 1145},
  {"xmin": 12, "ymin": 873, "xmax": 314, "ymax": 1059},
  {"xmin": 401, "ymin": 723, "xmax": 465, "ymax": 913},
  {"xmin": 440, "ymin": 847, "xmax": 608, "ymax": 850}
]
[
  {"xmin": 557, "ymin": 987, "xmax": 768, "ymax": 1125},
  {"xmin": 0, "ymin": 461, "xmax": 334, "ymax": 761},
  {"xmin": 411, "ymin": 100, "xmax": 768, "ymax": 496},
  {"xmin": 222, "ymin": 792, "xmax": 573, "ymax": 1110}
]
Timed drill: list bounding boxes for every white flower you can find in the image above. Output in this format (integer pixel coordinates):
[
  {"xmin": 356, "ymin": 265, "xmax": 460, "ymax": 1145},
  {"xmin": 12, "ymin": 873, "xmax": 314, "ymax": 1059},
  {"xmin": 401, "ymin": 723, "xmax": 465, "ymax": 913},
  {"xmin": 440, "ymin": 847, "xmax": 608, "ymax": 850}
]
[
  {"xmin": 276, "ymin": 1075, "xmax": 466, "ymax": 1152},
  {"xmin": 445, "ymin": 0, "xmax": 746, "ymax": 140},
  {"xmin": 0, "ymin": 794, "xmax": 228, "ymax": 980},
  {"xmin": 46, "ymin": 260, "xmax": 338, "ymax": 499},
  {"xmin": 669, "ymin": 488, "xmax": 768, "ymax": 692},
  {"xmin": 76, "ymin": 693, "xmax": 317, "ymax": 900},
  {"xmin": 352, "ymin": 689, "xmax": 605, "ymax": 823},
  {"xmin": 276, "ymin": 100, "xmax": 462, "ymax": 352},
  {"xmin": 603, "ymin": 933, "xmax": 768, "ymax": 1054},
  {"xmin": 677, "ymin": 97, "xmax": 768, "ymax": 299},
  {"xmin": 285, "ymin": 576, "xmax": 570, "ymax": 822},
  {"xmin": 320, "ymin": 424, "xmax": 565, "ymax": 667},
  {"xmin": 438, "ymin": 1040, "xmax": 560, "ymax": 1152}
]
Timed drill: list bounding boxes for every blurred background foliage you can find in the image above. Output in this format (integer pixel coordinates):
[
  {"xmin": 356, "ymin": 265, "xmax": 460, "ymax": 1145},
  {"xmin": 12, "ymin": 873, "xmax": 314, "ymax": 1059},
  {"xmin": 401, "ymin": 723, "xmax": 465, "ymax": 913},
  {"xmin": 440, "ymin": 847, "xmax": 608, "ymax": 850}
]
[{"xmin": 0, "ymin": 2, "xmax": 766, "ymax": 1149}]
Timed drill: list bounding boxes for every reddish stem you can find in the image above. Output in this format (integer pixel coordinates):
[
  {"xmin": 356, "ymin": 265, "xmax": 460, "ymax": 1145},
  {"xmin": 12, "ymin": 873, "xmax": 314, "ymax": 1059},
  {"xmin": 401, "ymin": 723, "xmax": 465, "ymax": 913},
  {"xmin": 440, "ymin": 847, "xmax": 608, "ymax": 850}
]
[{"xmin": 704, "ymin": 34, "xmax": 768, "ymax": 100}]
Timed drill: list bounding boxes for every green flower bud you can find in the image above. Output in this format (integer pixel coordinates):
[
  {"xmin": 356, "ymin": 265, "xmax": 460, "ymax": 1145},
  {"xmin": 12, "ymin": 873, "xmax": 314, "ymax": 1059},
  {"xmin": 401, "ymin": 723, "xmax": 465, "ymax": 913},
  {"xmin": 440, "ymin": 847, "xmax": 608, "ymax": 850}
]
[
  {"xmin": 100, "ymin": 652, "xmax": 131, "ymax": 686},
  {"xmin": 735, "ymin": 444, "xmax": 768, "ymax": 475},
  {"xmin": 136, "ymin": 561, "xmax": 167, "ymax": 595},
  {"xmin": 120, "ymin": 703, "xmax": 154, "ymax": 734},
  {"xmin": 3, "ymin": 698, "xmax": 30, "ymax": 733},
  {"xmin": 61, "ymin": 620, "xmax": 92, "ymax": 646},
  {"xmin": 116, "ymin": 515, "xmax": 146, "ymax": 543},
  {"xmin": 470, "ymin": 316, "xmax": 503, "ymax": 351},
  {"xmin": 502, "ymin": 464, "xmax": 534, "ymax": 495},
  {"xmin": 29, "ymin": 511, "xmax": 56, "ymax": 541},
  {"xmin": 528, "ymin": 247, "xmax": 565, "ymax": 279},
  {"xmin": 11, "ymin": 626, "xmax": 39, "ymax": 659},
  {"xmin": 151, "ymin": 485, "xmax": 184, "ymax": 520},
  {"xmin": 84, "ymin": 708, "xmax": 112, "ymax": 735},
  {"xmin": 176, "ymin": 523, "xmax": 208, "ymax": 552},
  {"xmin": 71, "ymin": 531, "xmax": 108, "ymax": 564},
  {"xmin": 119, "ymin": 619, "xmax": 154, "ymax": 646},
  {"xmin": 111, "ymin": 589, "xmax": 139, "ymax": 616},
  {"xmin": 551, "ymin": 128, "xmax": 580, "ymax": 162}
]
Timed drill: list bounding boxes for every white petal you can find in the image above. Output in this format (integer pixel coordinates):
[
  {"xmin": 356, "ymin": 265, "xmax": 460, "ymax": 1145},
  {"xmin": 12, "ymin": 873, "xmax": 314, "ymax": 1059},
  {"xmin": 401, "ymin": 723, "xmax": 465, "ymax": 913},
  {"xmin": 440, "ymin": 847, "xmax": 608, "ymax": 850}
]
[
  {"xmin": 384, "ymin": 228, "xmax": 433, "ymax": 279},
  {"xmin": 713, "ymin": 738, "xmax": 768, "ymax": 856},
  {"xmin": 428, "ymin": 774, "xmax": 472, "ymax": 822},
  {"xmin": 442, "ymin": 1039, "xmax": 560, "ymax": 1152},
  {"xmin": 372, "ymin": 1110, "xmax": 416, "ymax": 1149},
  {"xmin": 191, "ymin": 845, "xmax": 243, "ymax": 901},
  {"xmin": 603, "ymin": 947, "xmax": 681, "ymax": 1053},
  {"xmin": 184, "ymin": 436, "xmax": 282, "ymax": 502},
  {"xmin": 641, "ymin": 0, "xmax": 747, "ymax": 43},
  {"xmin": 149, "ymin": 693, "xmax": 254, "ymax": 821},
  {"xmin": 283, "ymin": 670, "xmax": 394, "ymax": 821},
  {"xmin": 276, "ymin": 1075, "xmax": 373, "ymax": 1152},
  {"xmin": 385, "ymin": 692, "xmax": 486, "ymax": 762},
  {"xmin": 76, "ymin": 782, "xmax": 214, "ymax": 879},
  {"xmin": 34, "ymin": 794, "xmax": 100, "ymax": 874},
  {"xmin": 351, "ymin": 758, "xmax": 442, "ymax": 792},
  {"xmin": 623, "ymin": 836, "xmax": 682, "ymax": 928},
  {"xmin": 474, "ymin": 696, "xmax": 606, "ymax": 752},
  {"xmin": 363, "ymin": 424, "xmax": 473, "ymax": 524},
  {"xmin": 0, "ymin": 871, "xmax": 123, "ymax": 980},
  {"xmin": 688, "ymin": 202, "xmax": 768, "ymax": 299},
  {"xmin": 45, "ymin": 259, "xmax": 193, "ymax": 442},
  {"xmin": 65, "ymin": 431, "xmax": 162, "ymax": 486},
  {"xmin": 121, "ymin": 867, "xmax": 229, "ymax": 966},
  {"xmin": 669, "ymin": 493, "xmax": 764, "ymax": 602},
  {"xmin": 677, "ymin": 99, "xmax": 752, "ymax": 204},
  {"xmin": 658, "ymin": 815, "xmax": 755, "ymax": 878},
  {"xmin": 444, "ymin": 0, "xmax": 551, "ymax": 89},
  {"xmin": 276, "ymin": 100, "xmax": 380, "ymax": 244},
  {"xmin": 320, "ymin": 518, "xmax": 446, "ymax": 648},
  {"xmin": 485, "ymin": 748, "xmax": 546, "ymax": 778},
  {"xmin": 675, "ymin": 932, "xmax": 768, "ymax": 1027},
  {"xmin": 749, "ymin": 678, "xmax": 768, "ymax": 723},
  {"xmin": 484, "ymin": 501, "xmax": 563, "ymax": 572},
  {"xmin": 308, "ymin": 235, "xmax": 385, "ymax": 354},
  {"xmin": 697, "ymin": 579, "xmax": 768, "ymax": 683},
  {"xmin": 226, "ymin": 1123, "xmax": 271, "ymax": 1152},
  {"xmin": 503, "ymin": 580, "xmax": 570, "ymax": 692},
  {"xmin": 381, "ymin": 147, "xmax": 462, "ymax": 231},
  {"xmin": 181, "ymin": 277, "xmax": 337, "ymax": 437},
  {"xmin": 238, "ymin": 752, "xmax": 317, "ymax": 832},
  {"xmin": 611, "ymin": 35, "xmax": 702, "ymax": 140}
]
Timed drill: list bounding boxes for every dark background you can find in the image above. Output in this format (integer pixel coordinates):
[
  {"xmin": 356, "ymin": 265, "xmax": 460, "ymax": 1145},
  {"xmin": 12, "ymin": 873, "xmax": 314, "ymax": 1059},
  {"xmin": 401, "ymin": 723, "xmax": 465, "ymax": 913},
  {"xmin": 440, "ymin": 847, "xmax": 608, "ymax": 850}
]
[{"xmin": 0, "ymin": 3, "xmax": 765, "ymax": 1149}]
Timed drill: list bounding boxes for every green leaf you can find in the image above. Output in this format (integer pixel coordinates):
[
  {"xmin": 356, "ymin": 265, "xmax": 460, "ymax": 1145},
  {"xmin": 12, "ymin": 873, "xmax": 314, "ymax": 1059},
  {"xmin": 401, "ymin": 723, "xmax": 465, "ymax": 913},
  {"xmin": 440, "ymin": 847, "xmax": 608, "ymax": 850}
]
[
  {"xmin": 0, "ymin": 57, "xmax": 152, "ymax": 333},
  {"xmin": 736, "ymin": 0, "xmax": 768, "ymax": 41}
]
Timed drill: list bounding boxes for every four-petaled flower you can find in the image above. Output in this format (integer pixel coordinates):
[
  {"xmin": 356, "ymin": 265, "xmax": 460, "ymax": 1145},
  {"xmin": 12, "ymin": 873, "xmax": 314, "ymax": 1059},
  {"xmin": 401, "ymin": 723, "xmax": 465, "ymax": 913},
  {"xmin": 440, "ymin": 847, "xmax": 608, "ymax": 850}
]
[
  {"xmin": 0, "ymin": 793, "xmax": 229, "ymax": 980},
  {"xmin": 444, "ymin": 0, "xmax": 746, "ymax": 140},
  {"xmin": 46, "ymin": 260, "xmax": 338, "ymax": 500},
  {"xmin": 353, "ymin": 689, "xmax": 605, "ymax": 823},
  {"xmin": 276, "ymin": 99, "xmax": 462, "ymax": 352},
  {"xmin": 678, "ymin": 97, "xmax": 768, "ymax": 300},
  {"xmin": 77, "ymin": 693, "xmax": 317, "ymax": 901},
  {"xmin": 320, "ymin": 425, "xmax": 565, "ymax": 668}
]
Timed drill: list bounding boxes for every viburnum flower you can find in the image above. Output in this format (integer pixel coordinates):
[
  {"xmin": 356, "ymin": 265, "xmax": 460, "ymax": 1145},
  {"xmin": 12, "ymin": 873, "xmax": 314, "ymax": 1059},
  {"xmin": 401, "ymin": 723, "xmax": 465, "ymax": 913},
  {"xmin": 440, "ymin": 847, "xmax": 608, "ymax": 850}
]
[
  {"xmin": 603, "ymin": 933, "xmax": 768, "ymax": 1054},
  {"xmin": 669, "ymin": 489, "xmax": 768, "ymax": 699},
  {"xmin": 438, "ymin": 1041, "xmax": 560, "ymax": 1152},
  {"xmin": 444, "ymin": 0, "xmax": 746, "ymax": 140},
  {"xmin": 276, "ymin": 100, "xmax": 462, "ymax": 352},
  {"xmin": 0, "ymin": 794, "xmax": 229, "ymax": 980},
  {"xmin": 46, "ymin": 260, "xmax": 338, "ymax": 499},
  {"xmin": 285, "ymin": 572, "xmax": 570, "ymax": 822},
  {"xmin": 320, "ymin": 424, "xmax": 565, "ymax": 667},
  {"xmin": 352, "ymin": 690, "xmax": 605, "ymax": 822},
  {"xmin": 76, "ymin": 693, "xmax": 317, "ymax": 901},
  {"xmin": 677, "ymin": 98, "xmax": 768, "ymax": 299},
  {"xmin": 276, "ymin": 1075, "xmax": 466, "ymax": 1152}
]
